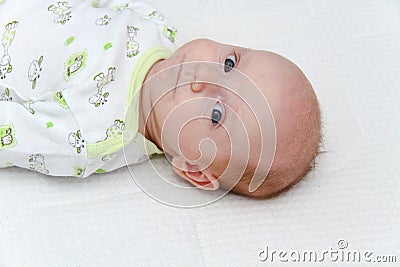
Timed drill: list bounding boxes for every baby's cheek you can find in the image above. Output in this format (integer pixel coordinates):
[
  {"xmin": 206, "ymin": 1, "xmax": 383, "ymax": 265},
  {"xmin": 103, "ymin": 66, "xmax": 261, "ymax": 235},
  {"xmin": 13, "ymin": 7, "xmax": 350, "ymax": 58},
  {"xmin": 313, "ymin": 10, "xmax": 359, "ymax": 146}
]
[
  {"xmin": 177, "ymin": 119, "xmax": 205, "ymax": 162},
  {"xmin": 215, "ymin": 128, "xmax": 231, "ymax": 156},
  {"xmin": 200, "ymin": 126, "xmax": 231, "ymax": 176},
  {"xmin": 177, "ymin": 119, "xmax": 229, "ymax": 170}
]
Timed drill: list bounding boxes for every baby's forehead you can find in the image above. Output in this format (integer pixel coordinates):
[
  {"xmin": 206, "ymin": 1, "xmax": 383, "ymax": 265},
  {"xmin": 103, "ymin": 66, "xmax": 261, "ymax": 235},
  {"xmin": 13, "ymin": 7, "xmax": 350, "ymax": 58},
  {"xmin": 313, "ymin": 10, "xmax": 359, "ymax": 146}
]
[{"xmin": 240, "ymin": 50, "xmax": 285, "ymax": 75}]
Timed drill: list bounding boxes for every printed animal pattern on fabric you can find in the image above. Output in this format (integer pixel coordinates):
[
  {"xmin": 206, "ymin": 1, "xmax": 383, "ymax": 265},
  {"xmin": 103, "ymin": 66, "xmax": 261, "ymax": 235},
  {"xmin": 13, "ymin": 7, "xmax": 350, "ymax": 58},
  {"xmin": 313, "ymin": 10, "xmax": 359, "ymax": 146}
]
[
  {"xmin": 64, "ymin": 50, "xmax": 88, "ymax": 81},
  {"xmin": 28, "ymin": 55, "xmax": 43, "ymax": 89},
  {"xmin": 28, "ymin": 153, "xmax": 49, "ymax": 174},
  {"xmin": 0, "ymin": 123, "xmax": 16, "ymax": 150},
  {"xmin": 126, "ymin": 26, "xmax": 139, "ymax": 58},
  {"xmin": 48, "ymin": 1, "xmax": 72, "ymax": 25},
  {"xmin": 74, "ymin": 166, "xmax": 85, "ymax": 177},
  {"xmin": 68, "ymin": 130, "xmax": 85, "ymax": 154},
  {"xmin": 104, "ymin": 119, "xmax": 125, "ymax": 140},
  {"xmin": 0, "ymin": 21, "xmax": 18, "ymax": 80},
  {"xmin": 95, "ymin": 15, "xmax": 111, "ymax": 26},
  {"xmin": 145, "ymin": 10, "xmax": 177, "ymax": 43},
  {"xmin": 53, "ymin": 91, "xmax": 69, "ymax": 109},
  {"xmin": 163, "ymin": 26, "xmax": 177, "ymax": 43},
  {"xmin": 0, "ymin": 88, "xmax": 12, "ymax": 101},
  {"xmin": 0, "ymin": 1, "xmax": 178, "ymax": 177},
  {"xmin": 102, "ymin": 153, "xmax": 115, "ymax": 162},
  {"xmin": 23, "ymin": 100, "xmax": 36, "ymax": 114},
  {"xmin": 89, "ymin": 67, "xmax": 116, "ymax": 107},
  {"xmin": 146, "ymin": 10, "xmax": 164, "ymax": 23}
]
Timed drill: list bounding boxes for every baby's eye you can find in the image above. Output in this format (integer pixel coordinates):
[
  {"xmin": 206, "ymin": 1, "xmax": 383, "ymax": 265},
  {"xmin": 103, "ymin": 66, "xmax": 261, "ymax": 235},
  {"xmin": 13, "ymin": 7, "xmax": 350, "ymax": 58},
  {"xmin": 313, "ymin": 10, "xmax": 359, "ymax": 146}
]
[
  {"xmin": 211, "ymin": 102, "xmax": 224, "ymax": 126},
  {"xmin": 224, "ymin": 54, "xmax": 237, "ymax": 73}
]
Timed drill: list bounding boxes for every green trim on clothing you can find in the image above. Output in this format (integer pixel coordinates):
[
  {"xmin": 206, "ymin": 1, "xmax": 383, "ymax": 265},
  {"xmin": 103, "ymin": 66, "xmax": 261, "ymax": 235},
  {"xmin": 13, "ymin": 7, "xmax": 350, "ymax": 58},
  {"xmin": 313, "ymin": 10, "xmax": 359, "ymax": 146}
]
[
  {"xmin": 86, "ymin": 46, "xmax": 172, "ymax": 159},
  {"xmin": 86, "ymin": 135, "xmax": 126, "ymax": 159},
  {"xmin": 127, "ymin": 46, "xmax": 172, "ymax": 156}
]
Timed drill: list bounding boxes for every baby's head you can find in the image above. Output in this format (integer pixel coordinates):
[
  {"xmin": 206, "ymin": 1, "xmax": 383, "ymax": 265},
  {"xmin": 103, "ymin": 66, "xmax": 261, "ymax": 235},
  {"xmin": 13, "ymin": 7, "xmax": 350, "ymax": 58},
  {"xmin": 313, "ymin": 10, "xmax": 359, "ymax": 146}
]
[{"xmin": 145, "ymin": 39, "xmax": 321, "ymax": 198}]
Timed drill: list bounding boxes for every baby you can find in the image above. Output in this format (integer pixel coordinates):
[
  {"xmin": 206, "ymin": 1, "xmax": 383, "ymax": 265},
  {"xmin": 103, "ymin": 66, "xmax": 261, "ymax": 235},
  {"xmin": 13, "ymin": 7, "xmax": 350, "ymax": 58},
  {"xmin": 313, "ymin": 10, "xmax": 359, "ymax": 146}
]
[{"xmin": 0, "ymin": 0, "xmax": 321, "ymax": 198}]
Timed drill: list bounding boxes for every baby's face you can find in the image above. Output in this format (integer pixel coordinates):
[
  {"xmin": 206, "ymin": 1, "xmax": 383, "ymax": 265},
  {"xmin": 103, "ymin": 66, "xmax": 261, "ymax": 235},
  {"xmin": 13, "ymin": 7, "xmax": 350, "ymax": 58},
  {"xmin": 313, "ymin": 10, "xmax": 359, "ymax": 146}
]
[{"xmin": 146, "ymin": 38, "xmax": 315, "ymax": 195}]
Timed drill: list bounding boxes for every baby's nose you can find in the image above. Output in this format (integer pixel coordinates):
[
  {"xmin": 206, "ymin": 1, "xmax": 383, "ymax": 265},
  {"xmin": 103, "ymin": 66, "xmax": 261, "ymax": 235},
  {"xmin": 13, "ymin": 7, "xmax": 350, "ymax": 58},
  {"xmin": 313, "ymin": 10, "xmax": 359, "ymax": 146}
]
[
  {"xmin": 184, "ymin": 61, "xmax": 225, "ymax": 92},
  {"xmin": 190, "ymin": 80, "xmax": 204, "ymax": 92},
  {"xmin": 191, "ymin": 81, "xmax": 226, "ymax": 95}
]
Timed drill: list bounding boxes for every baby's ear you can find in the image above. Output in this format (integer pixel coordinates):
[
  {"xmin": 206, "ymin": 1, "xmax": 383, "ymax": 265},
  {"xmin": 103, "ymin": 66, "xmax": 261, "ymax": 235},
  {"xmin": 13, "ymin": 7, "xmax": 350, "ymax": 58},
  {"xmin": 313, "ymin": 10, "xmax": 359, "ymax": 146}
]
[{"xmin": 171, "ymin": 156, "xmax": 219, "ymax": 191}]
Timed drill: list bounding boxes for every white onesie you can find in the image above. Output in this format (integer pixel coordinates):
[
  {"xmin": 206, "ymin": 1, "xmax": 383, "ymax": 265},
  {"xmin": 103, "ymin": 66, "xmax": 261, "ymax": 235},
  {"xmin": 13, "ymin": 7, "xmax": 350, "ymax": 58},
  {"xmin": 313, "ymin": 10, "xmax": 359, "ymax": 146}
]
[{"xmin": 0, "ymin": 0, "xmax": 178, "ymax": 177}]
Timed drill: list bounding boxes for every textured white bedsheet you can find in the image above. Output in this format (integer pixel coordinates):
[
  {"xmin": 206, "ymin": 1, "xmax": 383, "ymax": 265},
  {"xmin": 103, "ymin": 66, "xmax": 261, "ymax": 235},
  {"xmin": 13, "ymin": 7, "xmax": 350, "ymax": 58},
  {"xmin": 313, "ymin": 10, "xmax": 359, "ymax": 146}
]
[{"xmin": 1, "ymin": 0, "xmax": 399, "ymax": 266}]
